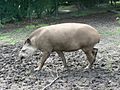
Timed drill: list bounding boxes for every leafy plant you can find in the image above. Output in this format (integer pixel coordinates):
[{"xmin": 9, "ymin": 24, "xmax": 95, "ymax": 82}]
[{"xmin": 0, "ymin": 22, "xmax": 4, "ymax": 28}]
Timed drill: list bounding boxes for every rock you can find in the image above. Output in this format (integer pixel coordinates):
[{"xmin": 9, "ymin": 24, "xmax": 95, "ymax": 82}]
[{"xmin": 10, "ymin": 84, "xmax": 19, "ymax": 90}]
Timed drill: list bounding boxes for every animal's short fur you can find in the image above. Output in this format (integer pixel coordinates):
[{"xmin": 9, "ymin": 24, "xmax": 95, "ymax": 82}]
[{"xmin": 19, "ymin": 23, "xmax": 100, "ymax": 70}]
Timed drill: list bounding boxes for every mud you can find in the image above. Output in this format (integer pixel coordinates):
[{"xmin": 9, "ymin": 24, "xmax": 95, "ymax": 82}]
[{"xmin": 0, "ymin": 12, "xmax": 120, "ymax": 90}]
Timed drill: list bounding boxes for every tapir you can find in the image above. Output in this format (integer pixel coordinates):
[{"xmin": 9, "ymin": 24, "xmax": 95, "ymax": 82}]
[{"xmin": 19, "ymin": 23, "xmax": 100, "ymax": 71}]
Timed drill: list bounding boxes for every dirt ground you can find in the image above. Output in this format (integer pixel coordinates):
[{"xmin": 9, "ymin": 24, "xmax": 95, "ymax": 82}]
[{"xmin": 0, "ymin": 12, "xmax": 120, "ymax": 90}]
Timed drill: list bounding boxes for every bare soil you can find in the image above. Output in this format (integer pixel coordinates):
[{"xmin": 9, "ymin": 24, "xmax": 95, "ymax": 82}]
[{"xmin": 0, "ymin": 12, "xmax": 120, "ymax": 90}]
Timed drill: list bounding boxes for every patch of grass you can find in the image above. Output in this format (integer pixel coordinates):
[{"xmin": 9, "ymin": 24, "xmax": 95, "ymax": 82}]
[
  {"xmin": 100, "ymin": 29, "xmax": 120, "ymax": 36},
  {"xmin": 113, "ymin": 41, "xmax": 120, "ymax": 45},
  {"xmin": 0, "ymin": 35, "xmax": 16, "ymax": 44},
  {"xmin": 100, "ymin": 29, "xmax": 120, "ymax": 45},
  {"xmin": 0, "ymin": 24, "xmax": 48, "ymax": 44},
  {"xmin": 70, "ymin": 4, "xmax": 115, "ymax": 17},
  {"xmin": 71, "ymin": 9, "xmax": 105, "ymax": 17}
]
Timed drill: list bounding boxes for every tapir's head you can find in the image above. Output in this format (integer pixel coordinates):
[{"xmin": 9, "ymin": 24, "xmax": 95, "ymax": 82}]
[{"xmin": 19, "ymin": 38, "xmax": 37, "ymax": 60}]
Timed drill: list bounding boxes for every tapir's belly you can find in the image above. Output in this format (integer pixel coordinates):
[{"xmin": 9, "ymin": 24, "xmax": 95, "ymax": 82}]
[{"xmin": 52, "ymin": 41, "xmax": 81, "ymax": 51}]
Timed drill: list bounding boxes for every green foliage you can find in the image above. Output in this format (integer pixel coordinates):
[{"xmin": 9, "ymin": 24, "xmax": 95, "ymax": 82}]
[
  {"xmin": 0, "ymin": 0, "xmax": 59, "ymax": 23},
  {"xmin": 0, "ymin": 0, "xmax": 111, "ymax": 24}
]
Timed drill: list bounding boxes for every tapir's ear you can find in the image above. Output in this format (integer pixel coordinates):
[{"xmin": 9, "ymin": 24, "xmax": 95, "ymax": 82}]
[{"xmin": 25, "ymin": 38, "xmax": 31, "ymax": 45}]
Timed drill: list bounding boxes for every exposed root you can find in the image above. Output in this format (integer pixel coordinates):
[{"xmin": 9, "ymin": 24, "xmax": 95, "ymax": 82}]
[{"xmin": 41, "ymin": 76, "xmax": 62, "ymax": 90}]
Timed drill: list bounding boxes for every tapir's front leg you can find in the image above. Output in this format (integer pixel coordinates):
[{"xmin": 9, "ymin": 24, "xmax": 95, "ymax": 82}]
[
  {"xmin": 34, "ymin": 51, "xmax": 50, "ymax": 71},
  {"xmin": 92, "ymin": 48, "xmax": 98, "ymax": 59}
]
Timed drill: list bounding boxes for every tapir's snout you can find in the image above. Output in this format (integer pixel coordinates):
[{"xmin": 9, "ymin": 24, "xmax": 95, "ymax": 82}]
[
  {"xmin": 19, "ymin": 49, "xmax": 27, "ymax": 60},
  {"xmin": 19, "ymin": 52, "xmax": 25, "ymax": 60}
]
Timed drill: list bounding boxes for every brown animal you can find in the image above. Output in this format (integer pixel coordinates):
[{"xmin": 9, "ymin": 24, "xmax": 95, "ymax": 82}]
[{"xmin": 19, "ymin": 23, "xmax": 100, "ymax": 71}]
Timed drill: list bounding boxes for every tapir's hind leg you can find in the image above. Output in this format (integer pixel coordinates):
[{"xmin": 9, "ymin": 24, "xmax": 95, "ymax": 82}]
[
  {"xmin": 56, "ymin": 51, "xmax": 67, "ymax": 68},
  {"xmin": 82, "ymin": 47, "xmax": 97, "ymax": 69}
]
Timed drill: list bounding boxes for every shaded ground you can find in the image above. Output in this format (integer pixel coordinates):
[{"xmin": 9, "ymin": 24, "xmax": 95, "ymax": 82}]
[{"xmin": 0, "ymin": 12, "xmax": 120, "ymax": 90}]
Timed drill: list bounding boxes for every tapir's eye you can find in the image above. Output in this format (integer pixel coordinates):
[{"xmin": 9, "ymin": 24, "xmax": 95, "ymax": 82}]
[{"xmin": 22, "ymin": 49, "xmax": 26, "ymax": 52}]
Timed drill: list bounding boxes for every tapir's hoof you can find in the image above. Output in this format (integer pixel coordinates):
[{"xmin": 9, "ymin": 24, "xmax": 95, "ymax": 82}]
[
  {"xmin": 84, "ymin": 65, "xmax": 93, "ymax": 70},
  {"xmin": 64, "ymin": 65, "xmax": 68, "ymax": 68},
  {"xmin": 84, "ymin": 65, "xmax": 90, "ymax": 70},
  {"xmin": 63, "ymin": 66, "xmax": 68, "ymax": 71},
  {"xmin": 84, "ymin": 65, "xmax": 94, "ymax": 71},
  {"xmin": 34, "ymin": 67, "xmax": 41, "ymax": 71}
]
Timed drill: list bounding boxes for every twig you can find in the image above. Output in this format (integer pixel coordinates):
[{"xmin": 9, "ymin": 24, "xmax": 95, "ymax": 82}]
[{"xmin": 41, "ymin": 76, "xmax": 62, "ymax": 90}]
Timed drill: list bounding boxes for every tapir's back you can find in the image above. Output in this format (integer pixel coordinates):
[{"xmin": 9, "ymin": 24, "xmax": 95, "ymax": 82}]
[{"xmin": 41, "ymin": 23, "xmax": 99, "ymax": 40}]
